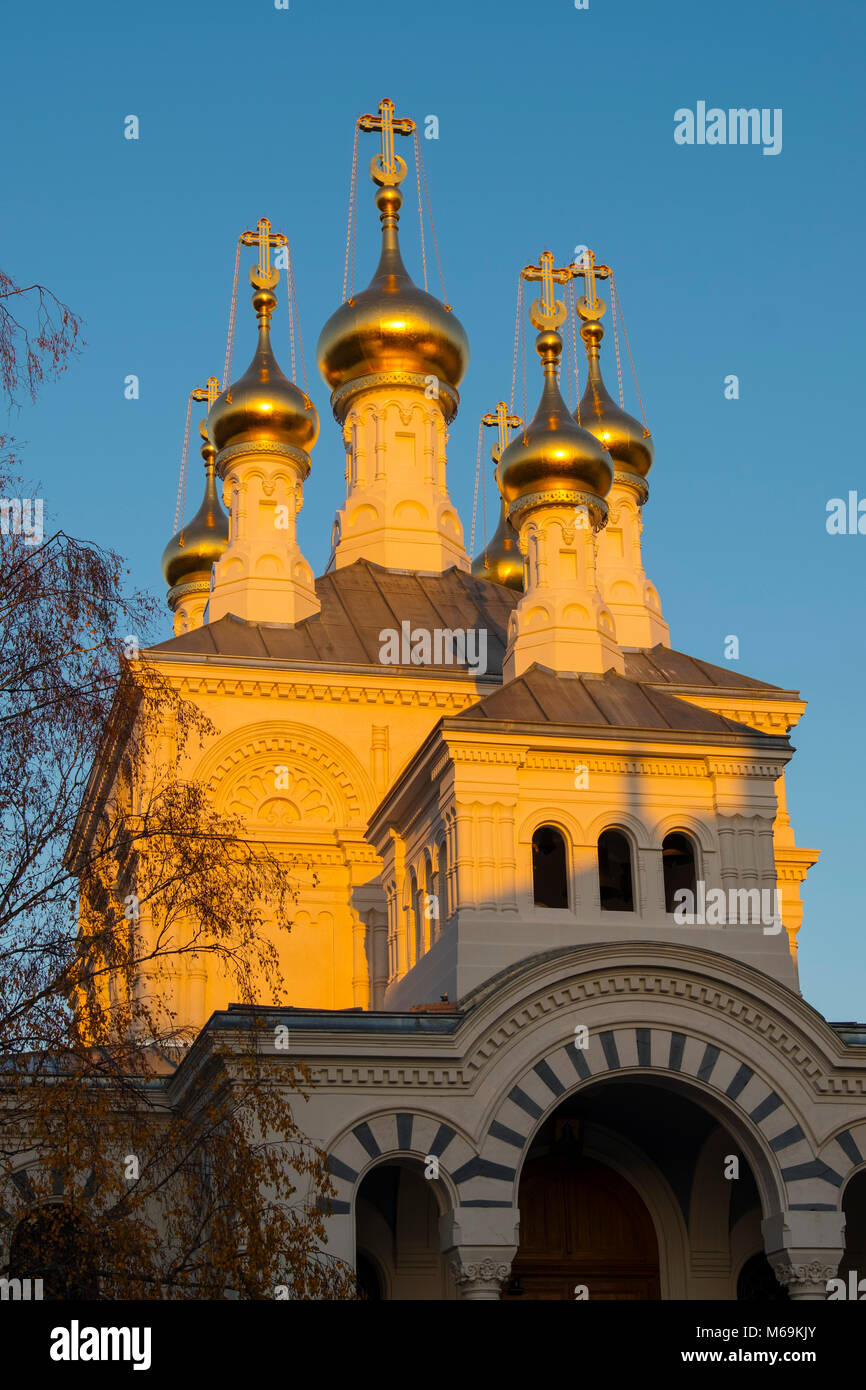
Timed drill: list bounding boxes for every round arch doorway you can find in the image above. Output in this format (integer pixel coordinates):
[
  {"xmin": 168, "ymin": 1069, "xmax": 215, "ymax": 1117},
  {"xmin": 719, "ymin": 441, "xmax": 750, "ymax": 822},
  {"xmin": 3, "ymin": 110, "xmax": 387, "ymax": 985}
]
[{"xmin": 502, "ymin": 1143, "xmax": 660, "ymax": 1301}]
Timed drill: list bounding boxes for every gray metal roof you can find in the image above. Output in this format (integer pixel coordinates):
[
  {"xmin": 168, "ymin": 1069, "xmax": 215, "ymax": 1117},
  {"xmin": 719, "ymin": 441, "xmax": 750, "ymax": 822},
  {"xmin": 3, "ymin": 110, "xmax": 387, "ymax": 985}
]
[
  {"xmin": 148, "ymin": 561, "xmax": 788, "ymax": 699},
  {"xmin": 623, "ymin": 646, "xmax": 787, "ymax": 693},
  {"xmin": 149, "ymin": 560, "xmax": 515, "ymax": 672},
  {"xmin": 453, "ymin": 663, "xmax": 770, "ymax": 735}
]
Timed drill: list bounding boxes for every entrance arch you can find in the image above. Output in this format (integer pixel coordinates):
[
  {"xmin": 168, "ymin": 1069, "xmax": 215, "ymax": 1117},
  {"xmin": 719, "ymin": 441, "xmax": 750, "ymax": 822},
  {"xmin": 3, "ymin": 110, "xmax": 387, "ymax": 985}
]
[
  {"xmin": 483, "ymin": 1053, "xmax": 792, "ymax": 1299},
  {"xmin": 354, "ymin": 1158, "xmax": 455, "ymax": 1300}
]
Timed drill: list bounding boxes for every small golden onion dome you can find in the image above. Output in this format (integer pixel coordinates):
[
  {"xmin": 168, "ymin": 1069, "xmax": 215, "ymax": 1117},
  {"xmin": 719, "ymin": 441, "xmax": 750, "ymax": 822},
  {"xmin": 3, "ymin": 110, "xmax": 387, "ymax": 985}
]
[
  {"xmin": 208, "ymin": 284, "xmax": 318, "ymax": 455},
  {"xmin": 498, "ymin": 329, "xmax": 612, "ymax": 511},
  {"xmin": 161, "ymin": 423, "xmax": 229, "ymax": 589},
  {"xmin": 577, "ymin": 318, "xmax": 653, "ymax": 477},
  {"xmin": 317, "ymin": 183, "xmax": 469, "ymax": 403},
  {"xmin": 471, "ymin": 453, "xmax": 524, "ymax": 591}
]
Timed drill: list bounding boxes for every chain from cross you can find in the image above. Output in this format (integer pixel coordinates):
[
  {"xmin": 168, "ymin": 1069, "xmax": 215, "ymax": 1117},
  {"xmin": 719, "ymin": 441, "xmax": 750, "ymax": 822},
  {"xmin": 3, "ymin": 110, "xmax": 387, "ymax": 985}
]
[
  {"xmin": 571, "ymin": 248, "xmax": 612, "ymax": 322},
  {"xmin": 482, "ymin": 402, "xmax": 522, "ymax": 463},
  {"xmin": 238, "ymin": 217, "xmax": 288, "ymax": 291},
  {"xmin": 358, "ymin": 97, "xmax": 416, "ymax": 188},
  {"xmin": 521, "ymin": 251, "xmax": 578, "ymax": 331}
]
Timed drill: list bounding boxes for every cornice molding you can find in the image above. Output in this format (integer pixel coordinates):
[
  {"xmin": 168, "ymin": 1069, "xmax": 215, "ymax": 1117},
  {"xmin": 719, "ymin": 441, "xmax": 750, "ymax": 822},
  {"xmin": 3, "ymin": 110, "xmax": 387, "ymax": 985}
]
[
  {"xmin": 238, "ymin": 952, "xmax": 866, "ymax": 1098},
  {"xmin": 215, "ymin": 439, "xmax": 311, "ymax": 476},
  {"xmin": 176, "ymin": 676, "xmax": 479, "ymax": 710},
  {"xmin": 523, "ymin": 752, "xmax": 706, "ymax": 778}
]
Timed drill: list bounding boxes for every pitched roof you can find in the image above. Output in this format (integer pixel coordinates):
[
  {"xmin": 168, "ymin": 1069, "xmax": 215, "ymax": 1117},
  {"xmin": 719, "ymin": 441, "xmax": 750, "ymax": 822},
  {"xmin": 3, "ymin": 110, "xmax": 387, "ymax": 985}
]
[
  {"xmin": 148, "ymin": 563, "xmax": 791, "ymax": 699},
  {"xmin": 623, "ymin": 645, "xmax": 785, "ymax": 693},
  {"xmin": 148, "ymin": 560, "xmax": 514, "ymax": 672},
  {"xmin": 453, "ymin": 663, "xmax": 775, "ymax": 736}
]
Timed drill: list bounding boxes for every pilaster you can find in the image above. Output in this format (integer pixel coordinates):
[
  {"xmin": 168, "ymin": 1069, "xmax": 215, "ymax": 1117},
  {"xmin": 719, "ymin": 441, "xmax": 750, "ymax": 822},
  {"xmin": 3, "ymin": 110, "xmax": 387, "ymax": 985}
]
[
  {"xmin": 208, "ymin": 440, "xmax": 320, "ymax": 625},
  {"xmin": 595, "ymin": 472, "xmax": 670, "ymax": 648},
  {"xmin": 503, "ymin": 503, "xmax": 624, "ymax": 680},
  {"xmin": 330, "ymin": 387, "xmax": 469, "ymax": 573}
]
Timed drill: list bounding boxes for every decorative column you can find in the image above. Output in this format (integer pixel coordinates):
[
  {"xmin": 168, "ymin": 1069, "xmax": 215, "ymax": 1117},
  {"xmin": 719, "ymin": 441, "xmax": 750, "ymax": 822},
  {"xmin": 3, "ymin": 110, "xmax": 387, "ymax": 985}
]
[
  {"xmin": 449, "ymin": 1256, "xmax": 513, "ymax": 1301},
  {"xmin": 441, "ymin": 1209, "xmax": 519, "ymax": 1301},
  {"xmin": 763, "ymin": 1211, "xmax": 845, "ymax": 1299}
]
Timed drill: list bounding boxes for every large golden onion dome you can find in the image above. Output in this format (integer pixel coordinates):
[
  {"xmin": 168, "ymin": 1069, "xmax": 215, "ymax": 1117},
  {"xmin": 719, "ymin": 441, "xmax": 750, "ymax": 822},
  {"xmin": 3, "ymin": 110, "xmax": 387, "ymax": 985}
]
[
  {"xmin": 208, "ymin": 280, "xmax": 318, "ymax": 456},
  {"xmin": 317, "ymin": 181, "xmax": 469, "ymax": 420},
  {"xmin": 498, "ymin": 327, "xmax": 612, "ymax": 518},
  {"xmin": 471, "ymin": 451, "xmax": 524, "ymax": 591},
  {"xmin": 577, "ymin": 314, "xmax": 653, "ymax": 478},
  {"xmin": 162, "ymin": 422, "xmax": 229, "ymax": 591}
]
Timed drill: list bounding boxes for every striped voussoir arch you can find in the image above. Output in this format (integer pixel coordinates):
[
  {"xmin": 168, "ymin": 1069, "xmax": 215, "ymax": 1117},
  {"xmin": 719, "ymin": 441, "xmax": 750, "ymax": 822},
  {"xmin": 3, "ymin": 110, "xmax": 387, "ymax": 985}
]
[
  {"xmin": 321, "ymin": 1112, "xmax": 482, "ymax": 1216},
  {"xmin": 471, "ymin": 1026, "xmax": 856, "ymax": 1213},
  {"xmin": 319, "ymin": 1031, "xmax": 866, "ymax": 1217}
]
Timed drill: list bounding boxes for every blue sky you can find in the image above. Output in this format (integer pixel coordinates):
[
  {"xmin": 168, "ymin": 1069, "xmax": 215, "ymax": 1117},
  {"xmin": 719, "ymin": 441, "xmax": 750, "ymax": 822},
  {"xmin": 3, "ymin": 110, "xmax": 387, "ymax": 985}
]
[{"xmin": 2, "ymin": 0, "xmax": 864, "ymax": 1017}]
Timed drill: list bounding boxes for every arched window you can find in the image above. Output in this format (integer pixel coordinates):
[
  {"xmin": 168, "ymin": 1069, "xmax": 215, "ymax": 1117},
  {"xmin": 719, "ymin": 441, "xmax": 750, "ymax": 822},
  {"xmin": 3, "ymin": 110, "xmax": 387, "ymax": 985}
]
[
  {"xmin": 436, "ymin": 837, "xmax": 448, "ymax": 923},
  {"xmin": 532, "ymin": 826, "xmax": 569, "ymax": 909},
  {"xmin": 406, "ymin": 870, "xmax": 420, "ymax": 967},
  {"xmin": 662, "ymin": 832, "xmax": 698, "ymax": 913},
  {"xmin": 9, "ymin": 1203, "xmax": 99, "ymax": 1300},
  {"xmin": 421, "ymin": 852, "xmax": 434, "ymax": 951},
  {"xmin": 598, "ymin": 829, "xmax": 634, "ymax": 911}
]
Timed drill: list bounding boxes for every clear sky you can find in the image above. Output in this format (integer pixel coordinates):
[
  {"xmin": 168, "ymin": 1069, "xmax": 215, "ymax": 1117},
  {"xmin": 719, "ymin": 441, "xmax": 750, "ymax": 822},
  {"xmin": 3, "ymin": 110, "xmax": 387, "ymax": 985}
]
[{"xmin": 2, "ymin": 0, "xmax": 864, "ymax": 1019}]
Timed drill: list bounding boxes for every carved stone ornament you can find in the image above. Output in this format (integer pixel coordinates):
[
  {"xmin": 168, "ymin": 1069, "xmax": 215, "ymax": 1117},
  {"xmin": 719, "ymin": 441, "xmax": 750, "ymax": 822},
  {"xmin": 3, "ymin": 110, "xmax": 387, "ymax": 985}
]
[
  {"xmin": 330, "ymin": 371, "xmax": 459, "ymax": 423},
  {"xmin": 508, "ymin": 488, "xmax": 608, "ymax": 531},
  {"xmin": 449, "ymin": 1257, "xmax": 511, "ymax": 1285},
  {"xmin": 215, "ymin": 438, "xmax": 312, "ymax": 476},
  {"xmin": 771, "ymin": 1259, "xmax": 838, "ymax": 1286}
]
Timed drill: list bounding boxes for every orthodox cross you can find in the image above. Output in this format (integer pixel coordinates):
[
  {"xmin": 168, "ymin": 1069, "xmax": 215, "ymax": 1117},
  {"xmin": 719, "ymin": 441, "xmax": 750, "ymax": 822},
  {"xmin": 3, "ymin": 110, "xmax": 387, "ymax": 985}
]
[
  {"xmin": 240, "ymin": 217, "xmax": 287, "ymax": 290},
  {"xmin": 572, "ymin": 247, "xmax": 612, "ymax": 321},
  {"xmin": 521, "ymin": 251, "xmax": 575, "ymax": 330},
  {"xmin": 482, "ymin": 401, "xmax": 522, "ymax": 462},
  {"xmin": 358, "ymin": 97, "xmax": 415, "ymax": 186},
  {"xmin": 191, "ymin": 377, "xmax": 221, "ymax": 411}
]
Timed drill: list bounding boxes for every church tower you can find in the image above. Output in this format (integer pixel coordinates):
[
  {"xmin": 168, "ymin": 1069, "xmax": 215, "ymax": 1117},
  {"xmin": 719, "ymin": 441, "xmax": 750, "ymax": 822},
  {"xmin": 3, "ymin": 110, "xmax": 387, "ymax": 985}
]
[
  {"xmin": 207, "ymin": 221, "xmax": 320, "ymax": 626},
  {"xmin": 574, "ymin": 252, "xmax": 669, "ymax": 648},
  {"xmin": 470, "ymin": 403, "xmax": 525, "ymax": 591},
  {"xmin": 317, "ymin": 99, "xmax": 470, "ymax": 573},
  {"xmin": 161, "ymin": 392, "xmax": 229, "ymax": 637},
  {"xmin": 499, "ymin": 253, "xmax": 623, "ymax": 680}
]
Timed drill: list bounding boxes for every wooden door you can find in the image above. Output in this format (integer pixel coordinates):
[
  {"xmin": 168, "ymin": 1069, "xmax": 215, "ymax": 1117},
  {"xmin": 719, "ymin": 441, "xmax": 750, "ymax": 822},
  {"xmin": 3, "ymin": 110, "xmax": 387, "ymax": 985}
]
[{"xmin": 502, "ymin": 1155, "xmax": 660, "ymax": 1300}]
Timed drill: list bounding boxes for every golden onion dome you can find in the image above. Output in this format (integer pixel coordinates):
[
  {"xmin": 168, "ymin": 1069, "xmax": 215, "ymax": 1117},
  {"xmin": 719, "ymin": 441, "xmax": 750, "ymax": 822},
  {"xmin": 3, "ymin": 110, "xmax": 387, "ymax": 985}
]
[
  {"xmin": 471, "ymin": 452, "xmax": 524, "ymax": 591},
  {"xmin": 577, "ymin": 316, "xmax": 653, "ymax": 478},
  {"xmin": 161, "ymin": 422, "xmax": 229, "ymax": 590},
  {"xmin": 498, "ymin": 328, "xmax": 612, "ymax": 516},
  {"xmin": 208, "ymin": 280, "xmax": 318, "ymax": 456},
  {"xmin": 317, "ymin": 182, "xmax": 468, "ymax": 419}
]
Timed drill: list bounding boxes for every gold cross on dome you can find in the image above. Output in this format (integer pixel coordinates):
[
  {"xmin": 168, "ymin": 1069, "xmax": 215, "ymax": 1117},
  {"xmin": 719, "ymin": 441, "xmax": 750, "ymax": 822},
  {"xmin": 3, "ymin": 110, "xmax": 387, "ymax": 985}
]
[
  {"xmin": 482, "ymin": 402, "xmax": 522, "ymax": 462},
  {"xmin": 240, "ymin": 217, "xmax": 287, "ymax": 290},
  {"xmin": 358, "ymin": 97, "xmax": 416, "ymax": 186},
  {"xmin": 191, "ymin": 377, "xmax": 221, "ymax": 411},
  {"xmin": 521, "ymin": 251, "xmax": 573, "ymax": 330},
  {"xmin": 572, "ymin": 247, "xmax": 612, "ymax": 321}
]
